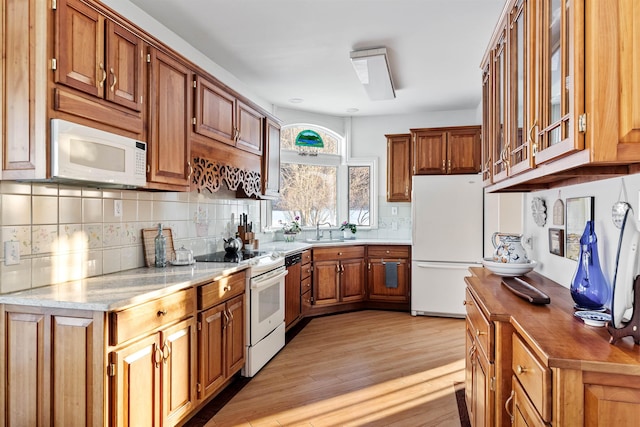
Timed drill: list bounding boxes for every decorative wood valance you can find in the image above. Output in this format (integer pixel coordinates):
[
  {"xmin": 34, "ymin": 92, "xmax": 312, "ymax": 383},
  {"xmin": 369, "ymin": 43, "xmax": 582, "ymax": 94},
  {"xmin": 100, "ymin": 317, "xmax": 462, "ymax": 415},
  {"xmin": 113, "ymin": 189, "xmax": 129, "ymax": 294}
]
[{"xmin": 192, "ymin": 157, "xmax": 261, "ymax": 197}]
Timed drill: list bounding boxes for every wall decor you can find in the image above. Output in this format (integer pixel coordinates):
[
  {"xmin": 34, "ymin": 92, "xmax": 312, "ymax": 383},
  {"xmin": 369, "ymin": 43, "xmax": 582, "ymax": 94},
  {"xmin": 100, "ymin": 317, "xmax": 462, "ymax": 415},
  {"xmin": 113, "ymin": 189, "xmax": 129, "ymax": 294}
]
[
  {"xmin": 531, "ymin": 197, "xmax": 547, "ymax": 226},
  {"xmin": 549, "ymin": 228, "xmax": 564, "ymax": 256},
  {"xmin": 566, "ymin": 196, "xmax": 594, "ymax": 261},
  {"xmin": 553, "ymin": 190, "xmax": 564, "ymax": 225},
  {"xmin": 612, "ymin": 178, "xmax": 631, "ymax": 229}
]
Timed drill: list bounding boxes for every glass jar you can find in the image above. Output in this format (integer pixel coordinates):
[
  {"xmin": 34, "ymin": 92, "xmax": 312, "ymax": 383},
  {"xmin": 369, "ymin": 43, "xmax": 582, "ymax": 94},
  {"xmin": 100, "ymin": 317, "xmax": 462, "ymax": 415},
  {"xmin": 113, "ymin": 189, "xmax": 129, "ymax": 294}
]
[{"xmin": 570, "ymin": 220, "xmax": 610, "ymax": 310}]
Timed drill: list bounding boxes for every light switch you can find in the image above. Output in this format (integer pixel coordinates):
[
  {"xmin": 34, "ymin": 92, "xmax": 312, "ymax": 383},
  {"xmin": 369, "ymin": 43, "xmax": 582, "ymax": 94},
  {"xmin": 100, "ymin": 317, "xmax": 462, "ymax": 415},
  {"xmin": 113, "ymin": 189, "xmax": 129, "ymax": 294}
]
[{"xmin": 4, "ymin": 241, "xmax": 20, "ymax": 266}]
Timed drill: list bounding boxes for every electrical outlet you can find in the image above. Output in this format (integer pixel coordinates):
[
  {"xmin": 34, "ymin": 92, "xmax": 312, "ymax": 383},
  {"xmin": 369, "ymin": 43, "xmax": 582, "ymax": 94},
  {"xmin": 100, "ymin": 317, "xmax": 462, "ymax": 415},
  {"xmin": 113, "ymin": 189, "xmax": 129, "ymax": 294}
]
[
  {"xmin": 114, "ymin": 200, "xmax": 123, "ymax": 218},
  {"xmin": 391, "ymin": 221, "xmax": 398, "ymax": 231},
  {"xmin": 391, "ymin": 207, "xmax": 398, "ymax": 216},
  {"xmin": 4, "ymin": 241, "xmax": 20, "ymax": 266}
]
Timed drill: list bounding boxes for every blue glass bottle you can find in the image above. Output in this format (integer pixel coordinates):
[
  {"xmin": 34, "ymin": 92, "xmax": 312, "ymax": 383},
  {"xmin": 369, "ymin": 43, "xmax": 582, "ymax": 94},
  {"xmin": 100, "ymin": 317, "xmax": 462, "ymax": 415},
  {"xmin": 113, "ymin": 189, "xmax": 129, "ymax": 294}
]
[{"xmin": 570, "ymin": 220, "xmax": 610, "ymax": 310}]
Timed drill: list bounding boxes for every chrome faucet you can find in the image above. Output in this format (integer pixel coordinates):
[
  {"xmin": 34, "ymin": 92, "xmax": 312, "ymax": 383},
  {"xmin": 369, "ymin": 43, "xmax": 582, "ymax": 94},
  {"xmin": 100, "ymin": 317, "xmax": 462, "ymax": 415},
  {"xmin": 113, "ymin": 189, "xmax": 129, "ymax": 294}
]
[{"xmin": 315, "ymin": 222, "xmax": 332, "ymax": 240}]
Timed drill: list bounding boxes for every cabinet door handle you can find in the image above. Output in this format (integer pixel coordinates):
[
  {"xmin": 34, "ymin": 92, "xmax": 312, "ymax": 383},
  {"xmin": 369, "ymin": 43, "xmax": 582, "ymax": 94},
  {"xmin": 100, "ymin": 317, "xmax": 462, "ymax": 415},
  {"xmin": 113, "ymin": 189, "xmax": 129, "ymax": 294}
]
[
  {"xmin": 515, "ymin": 364, "xmax": 527, "ymax": 375},
  {"xmin": 162, "ymin": 342, "xmax": 171, "ymax": 363},
  {"xmin": 99, "ymin": 62, "xmax": 107, "ymax": 88},
  {"xmin": 223, "ymin": 309, "xmax": 230, "ymax": 328},
  {"xmin": 476, "ymin": 330, "xmax": 486, "ymax": 337},
  {"xmin": 442, "ymin": 159, "xmax": 445, "ymax": 171},
  {"xmin": 109, "ymin": 67, "xmax": 117, "ymax": 92},
  {"xmin": 187, "ymin": 161, "xmax": 193, "ymax": 180},
  {"xmin": 154, "ymin": 345, "xmax": 163, "ymax": 368},
  {"xmin": 447, "ymin": 159, "xmax": 451, "ymax": 172},
  {"xmin": 529, "ymin": 120, "xmax": 538, "ymax": 158},
  {"xmin": 505, "ymin": 390, "xmax": 515, "ymax": 422},
  {"xmin": 463, "ymin": 299, "xmax": 473, "ymax": 306}
]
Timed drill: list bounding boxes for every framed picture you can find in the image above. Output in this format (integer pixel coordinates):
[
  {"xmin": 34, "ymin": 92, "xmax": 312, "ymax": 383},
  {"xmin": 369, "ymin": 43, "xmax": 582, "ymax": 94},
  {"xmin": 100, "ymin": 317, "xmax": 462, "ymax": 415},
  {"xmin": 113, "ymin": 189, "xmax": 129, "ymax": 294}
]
[
  {"xmin": 549, "ymin": 228, "xmax": 564, "ymax": 256},
  {"xmin": 565, "ymin": 196, "xmax": 594, "ymax": 260}
]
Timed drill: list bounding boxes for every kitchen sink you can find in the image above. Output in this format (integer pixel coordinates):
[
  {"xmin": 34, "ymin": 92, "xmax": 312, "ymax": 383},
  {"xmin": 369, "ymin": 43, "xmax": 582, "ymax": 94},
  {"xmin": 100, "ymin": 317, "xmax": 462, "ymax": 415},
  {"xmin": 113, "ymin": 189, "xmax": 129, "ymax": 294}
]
[{"xmin": 305, "ymin": 238, "xmax": 345, "ymax": 244}]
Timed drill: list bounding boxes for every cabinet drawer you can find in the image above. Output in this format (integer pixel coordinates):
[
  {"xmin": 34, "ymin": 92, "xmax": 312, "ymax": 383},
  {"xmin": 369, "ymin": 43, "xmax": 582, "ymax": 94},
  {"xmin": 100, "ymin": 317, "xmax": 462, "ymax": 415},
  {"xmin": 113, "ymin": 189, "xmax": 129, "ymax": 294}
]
[
  {"xmin": 368, "ymin": 245, "xmax": 409, "ymax": 258},
  {"xmin": 110, "ymin": 288, "xmax": 195, "ymax": 346},
  {"xmin": 301, "ymin": 262, "xmax": 312, "ymax": 280},
  {"xmin": 301, "ymin": 249, "xmax": 312, "ymax": 264},
  {"xmin": 301, "ymin": 276, "xmax": 312, "ymax": 294},
  {"xmin": 313, "ymin": 245, "xmax": 365, "ymax": 261},
  {"xmin": 465, "ymin": 288, "xmax": 493, "ymax": 361},
  {"xmin": 198, "ymin": 271, "xmax": 246, "ymax": 310},
  {"xmin": 512, "ymin": 333, "xmax": 551, "ymax": 422}
]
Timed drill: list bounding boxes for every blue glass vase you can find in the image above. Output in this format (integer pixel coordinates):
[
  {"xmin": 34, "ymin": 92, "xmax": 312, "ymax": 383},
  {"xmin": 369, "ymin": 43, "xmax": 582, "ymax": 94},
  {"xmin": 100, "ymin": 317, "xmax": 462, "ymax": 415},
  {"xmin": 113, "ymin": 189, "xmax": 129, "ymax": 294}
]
[{"xmin": 570, "ymin": 221, "xmax": 610, "ymax": 310}]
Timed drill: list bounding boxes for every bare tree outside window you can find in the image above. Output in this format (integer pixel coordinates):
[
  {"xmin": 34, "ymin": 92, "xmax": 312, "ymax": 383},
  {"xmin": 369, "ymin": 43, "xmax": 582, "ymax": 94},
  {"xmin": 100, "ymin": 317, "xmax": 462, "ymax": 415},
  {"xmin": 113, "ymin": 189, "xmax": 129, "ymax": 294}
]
[
  {"xmin": 348, "ymin": 166, "xmax": 370, "ymax": 225},
  {"xmin": 273, "ymin": 164, "xmax": 337, "ymax": 227}
]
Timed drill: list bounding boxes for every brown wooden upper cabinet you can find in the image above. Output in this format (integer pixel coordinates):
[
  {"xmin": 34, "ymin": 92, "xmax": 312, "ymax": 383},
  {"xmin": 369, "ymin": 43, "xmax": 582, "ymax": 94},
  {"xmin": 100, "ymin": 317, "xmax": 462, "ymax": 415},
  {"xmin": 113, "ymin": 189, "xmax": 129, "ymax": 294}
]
[
  {"xmin": 385, "ymin": 133, "xmax": 412, "ymax": 202},
  {"xmin": 411, "ymin": 126, "xmax": 481, "ymax": 175},
  {"xmin": 193, "ymin": 75, "xmax": 264, "ymax": 155},
  {"xmin": 482, "ymin": 0, "xmax": 640, "ymax": 191},
  {"xmin": 262, "ymin": 118, "xmax": 282, "ymax": 199},
  {"xmin": 54, "ymin": 0, "xmax": 145, "ymax": 113},
  {"xmin": 147, "ymin": 48, "xmax": 192, "ymax": 190}
]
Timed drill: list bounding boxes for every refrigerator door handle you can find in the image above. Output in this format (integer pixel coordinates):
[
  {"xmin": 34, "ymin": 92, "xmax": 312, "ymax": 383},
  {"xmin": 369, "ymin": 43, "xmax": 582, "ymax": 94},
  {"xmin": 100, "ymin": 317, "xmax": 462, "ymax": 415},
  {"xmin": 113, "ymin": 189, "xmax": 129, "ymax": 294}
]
[{"xmin": 415, "ymin": 262, "xmax": 480, "ymax": 270}]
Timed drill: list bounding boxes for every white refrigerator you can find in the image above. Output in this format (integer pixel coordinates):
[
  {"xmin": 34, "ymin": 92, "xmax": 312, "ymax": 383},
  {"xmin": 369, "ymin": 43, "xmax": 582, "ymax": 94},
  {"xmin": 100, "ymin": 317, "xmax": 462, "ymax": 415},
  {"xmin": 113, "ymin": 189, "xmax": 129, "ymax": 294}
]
[{"xmin": 411, "ymin": 174, "xmax": 484, "ymax": 318}]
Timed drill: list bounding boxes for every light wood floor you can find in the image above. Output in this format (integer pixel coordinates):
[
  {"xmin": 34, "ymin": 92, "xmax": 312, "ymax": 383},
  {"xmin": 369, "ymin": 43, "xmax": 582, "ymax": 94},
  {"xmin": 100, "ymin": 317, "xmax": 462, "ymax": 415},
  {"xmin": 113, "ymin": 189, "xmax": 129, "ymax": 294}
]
[{"xmin": 205, "ymin": 310, "xmax": 467, "ymax": 427}]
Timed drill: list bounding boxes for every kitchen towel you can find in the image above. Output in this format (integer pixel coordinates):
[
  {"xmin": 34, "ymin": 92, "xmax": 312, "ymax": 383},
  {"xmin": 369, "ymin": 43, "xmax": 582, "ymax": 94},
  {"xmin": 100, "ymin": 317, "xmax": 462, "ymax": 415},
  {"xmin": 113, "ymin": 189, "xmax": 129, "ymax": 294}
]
[{"xmin": 385, "ymin": 262, "xmax": 399, "ymax": 288}]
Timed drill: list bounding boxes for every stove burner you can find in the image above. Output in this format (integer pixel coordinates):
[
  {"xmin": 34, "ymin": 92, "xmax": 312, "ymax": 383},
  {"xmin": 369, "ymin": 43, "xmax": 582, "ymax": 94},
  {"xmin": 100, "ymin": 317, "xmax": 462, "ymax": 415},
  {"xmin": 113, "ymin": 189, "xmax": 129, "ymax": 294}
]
[{"xmin": 194, "ymin": 250, "xmax": 269, "ymax": 263}]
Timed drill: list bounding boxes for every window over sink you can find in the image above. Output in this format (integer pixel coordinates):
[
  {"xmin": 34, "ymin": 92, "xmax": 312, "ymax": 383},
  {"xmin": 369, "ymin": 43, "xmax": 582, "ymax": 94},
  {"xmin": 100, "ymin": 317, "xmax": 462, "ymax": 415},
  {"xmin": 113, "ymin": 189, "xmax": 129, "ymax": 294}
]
[{"xmin": 268, "ymin": 124, "xmax": 376, "ymax": 230}]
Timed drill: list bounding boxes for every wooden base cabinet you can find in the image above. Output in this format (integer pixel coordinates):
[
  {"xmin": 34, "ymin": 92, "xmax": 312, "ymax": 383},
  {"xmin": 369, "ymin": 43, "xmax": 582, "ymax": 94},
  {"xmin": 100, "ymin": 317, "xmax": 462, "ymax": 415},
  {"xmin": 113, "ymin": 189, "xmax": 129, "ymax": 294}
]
[
  {"xmin": 312, "ymin": 246, "xmax": 365, "ymax": 308},
  {"xmin": 0, "ymin": 305, "xmax": 105, "ymax": 427},
  {"xmin": 110, "ymin": 317, "xmax": 196, "ymax": 427},
  {"xmin": 196, "ymin": 271, "xmax": 245, "ymax": 401},
  {"xmin": 366, "ymin": 245, "xmax": 410, "ymax": 303},
  {"xmin": 108, "ymin": 288, "xmax": 197, "ymax": 427}
]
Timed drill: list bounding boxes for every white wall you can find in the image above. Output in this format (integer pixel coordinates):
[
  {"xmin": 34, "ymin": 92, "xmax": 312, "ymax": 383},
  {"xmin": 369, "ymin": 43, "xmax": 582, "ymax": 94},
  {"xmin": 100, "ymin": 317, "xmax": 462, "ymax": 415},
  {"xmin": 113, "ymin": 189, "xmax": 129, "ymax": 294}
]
[{"xmin": 521, "ymin": 173, "xmax": 640, "ymax": 295}]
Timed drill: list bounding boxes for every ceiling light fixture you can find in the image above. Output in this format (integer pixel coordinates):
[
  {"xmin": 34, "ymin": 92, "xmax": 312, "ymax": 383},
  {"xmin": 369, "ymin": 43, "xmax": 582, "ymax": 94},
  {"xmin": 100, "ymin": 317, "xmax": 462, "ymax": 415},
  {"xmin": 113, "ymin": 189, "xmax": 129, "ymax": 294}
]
[{"xmin": 350, "ymin": 47, "xmax": 396, "ymax": 101}]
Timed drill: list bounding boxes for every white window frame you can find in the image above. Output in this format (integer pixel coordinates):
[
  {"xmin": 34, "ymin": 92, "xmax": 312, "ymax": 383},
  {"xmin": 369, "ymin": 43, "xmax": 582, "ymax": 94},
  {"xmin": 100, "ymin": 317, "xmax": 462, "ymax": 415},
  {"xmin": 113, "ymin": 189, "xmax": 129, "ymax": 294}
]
[{"xmin": 263, "ymin": 123, "xmax": 378, "ymax": 231}]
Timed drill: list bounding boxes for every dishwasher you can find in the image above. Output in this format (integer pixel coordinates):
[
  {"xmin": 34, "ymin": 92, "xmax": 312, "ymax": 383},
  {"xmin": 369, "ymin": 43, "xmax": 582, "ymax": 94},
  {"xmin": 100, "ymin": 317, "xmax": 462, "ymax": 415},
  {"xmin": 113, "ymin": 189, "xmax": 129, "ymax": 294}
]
[{"xmin": 284, "ymin": 253, "xmax": 302, "ymax": 328}]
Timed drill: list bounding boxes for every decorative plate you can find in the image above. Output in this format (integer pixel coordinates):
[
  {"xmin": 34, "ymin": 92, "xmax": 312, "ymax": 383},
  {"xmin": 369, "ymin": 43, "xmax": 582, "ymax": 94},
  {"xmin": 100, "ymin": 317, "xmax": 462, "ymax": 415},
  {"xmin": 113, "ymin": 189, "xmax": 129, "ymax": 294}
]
[
  {"xmin": 531, "ymin": 197, "xmax": 547, "ymax": 227},
  {"xmin": 482, "ymin": 258, "xmax": 537, "ymax": 277},
  {"xmin": 574, "ymin": 311, "xmax": 611, "ymax": 327}
]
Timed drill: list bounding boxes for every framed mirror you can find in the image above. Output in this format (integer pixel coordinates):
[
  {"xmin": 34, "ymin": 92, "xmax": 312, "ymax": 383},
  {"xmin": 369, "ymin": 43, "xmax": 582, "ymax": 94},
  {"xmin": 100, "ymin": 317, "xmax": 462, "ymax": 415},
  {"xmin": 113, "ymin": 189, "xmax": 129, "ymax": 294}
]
[{"xmin": 565, "ymin": 196, "xmax": 594, "ymax": 261}]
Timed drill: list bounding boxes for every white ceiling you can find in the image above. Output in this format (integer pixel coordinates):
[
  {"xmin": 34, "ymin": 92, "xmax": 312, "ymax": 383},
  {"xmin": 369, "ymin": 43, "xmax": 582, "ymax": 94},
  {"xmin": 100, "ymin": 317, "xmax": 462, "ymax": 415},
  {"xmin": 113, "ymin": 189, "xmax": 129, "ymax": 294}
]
[{"xmin": 129, "ymin": 0, "xmax": 504, "ymax": 117}]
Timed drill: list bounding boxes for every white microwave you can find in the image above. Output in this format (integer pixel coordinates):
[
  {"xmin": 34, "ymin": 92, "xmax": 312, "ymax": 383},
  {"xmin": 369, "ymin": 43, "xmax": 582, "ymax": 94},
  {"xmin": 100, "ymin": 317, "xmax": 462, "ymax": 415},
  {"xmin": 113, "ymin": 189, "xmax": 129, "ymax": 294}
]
[{"xmin": 51, "ymin": 119, "xmax": 147, "ymax": 188}]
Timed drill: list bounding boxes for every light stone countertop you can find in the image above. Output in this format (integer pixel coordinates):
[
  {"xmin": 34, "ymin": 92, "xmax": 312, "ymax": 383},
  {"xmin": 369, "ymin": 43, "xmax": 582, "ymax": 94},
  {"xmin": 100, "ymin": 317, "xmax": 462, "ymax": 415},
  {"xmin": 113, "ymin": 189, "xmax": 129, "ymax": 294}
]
[
  {"xmin": 0, "ymin": 239, "xmax": 411, "ymax": 312},
  {"xmin": 0, "ymin": 262, "xmax": 248, "ymax": 312},
  {"xmin": 260, "ymin": 238, "xmax": 412, "ymax": 257}
]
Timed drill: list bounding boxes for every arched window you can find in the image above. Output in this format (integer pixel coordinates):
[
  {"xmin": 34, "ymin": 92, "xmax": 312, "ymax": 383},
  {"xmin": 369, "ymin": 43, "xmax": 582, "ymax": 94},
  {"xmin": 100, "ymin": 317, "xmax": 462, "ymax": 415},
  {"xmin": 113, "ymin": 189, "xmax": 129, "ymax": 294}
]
[{"xmin": 270, "ymin": 124, "xmax": 375, "ymax": 230}]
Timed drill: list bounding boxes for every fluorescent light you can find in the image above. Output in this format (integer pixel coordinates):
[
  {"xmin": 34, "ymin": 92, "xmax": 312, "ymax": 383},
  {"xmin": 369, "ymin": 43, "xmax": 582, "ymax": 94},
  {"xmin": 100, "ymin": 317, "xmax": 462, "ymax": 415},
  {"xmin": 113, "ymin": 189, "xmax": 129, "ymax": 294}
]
[{"xmin": 350, "ymin": 48, "xmax": 395, "ymax": 100}]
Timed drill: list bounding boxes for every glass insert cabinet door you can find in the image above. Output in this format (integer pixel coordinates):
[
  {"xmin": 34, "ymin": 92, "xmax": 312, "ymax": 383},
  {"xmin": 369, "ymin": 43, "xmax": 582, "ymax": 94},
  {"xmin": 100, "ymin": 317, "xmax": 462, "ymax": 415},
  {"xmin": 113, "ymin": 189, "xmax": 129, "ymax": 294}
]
[{"xmin": 532, "ymin": 0, "xmax": 584, "ymax": 165}]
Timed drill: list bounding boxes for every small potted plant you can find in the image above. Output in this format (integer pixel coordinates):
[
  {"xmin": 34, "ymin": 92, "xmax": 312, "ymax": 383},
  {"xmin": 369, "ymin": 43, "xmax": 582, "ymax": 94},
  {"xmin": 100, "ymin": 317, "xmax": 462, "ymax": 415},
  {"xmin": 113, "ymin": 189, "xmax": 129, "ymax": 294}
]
[
  {"xmin": 280, "ymin": 216, "xmax": 302, "ymax": 242},
  {"xmin": 340, "ymin": 221, "xmax": 357, "ymax": 239}
]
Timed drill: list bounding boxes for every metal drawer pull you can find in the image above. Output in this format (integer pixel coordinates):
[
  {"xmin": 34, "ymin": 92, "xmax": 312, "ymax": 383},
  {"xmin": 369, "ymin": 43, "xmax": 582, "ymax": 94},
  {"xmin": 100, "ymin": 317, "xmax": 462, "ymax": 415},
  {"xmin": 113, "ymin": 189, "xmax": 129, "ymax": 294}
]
[
  {"xmin": 505, "ymin": 390, "xmax": 514, "ymax": 422},
  {"xmin": 463, "ymin": 300, "xmax": 473, "ymax": 306},
  {"xmin": 516, "ymin": 365, "xmax": 527, "ymax": 375},
  {"xmin": 476, "ymin": 330, "xmax": 486, "ymax": 337},
  {"xmin": 157, "ymin": 309, "xmax": 167, "ymax": 317}
]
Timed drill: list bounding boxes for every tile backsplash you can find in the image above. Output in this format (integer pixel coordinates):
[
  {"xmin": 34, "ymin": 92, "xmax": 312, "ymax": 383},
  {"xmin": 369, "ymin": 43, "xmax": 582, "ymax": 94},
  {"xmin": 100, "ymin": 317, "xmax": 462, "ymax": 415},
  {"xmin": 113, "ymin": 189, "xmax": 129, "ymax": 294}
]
[{"xmin": 0, "ymin": 182, "xmax": 264, "ymax": 294}]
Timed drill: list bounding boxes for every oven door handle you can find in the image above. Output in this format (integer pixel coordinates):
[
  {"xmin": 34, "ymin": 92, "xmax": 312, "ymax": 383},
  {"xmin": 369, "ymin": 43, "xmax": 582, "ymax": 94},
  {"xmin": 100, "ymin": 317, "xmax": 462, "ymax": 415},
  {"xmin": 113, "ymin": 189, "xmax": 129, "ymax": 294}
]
[{"xmin": 250, "ymin": 269, "xmax": 288, "ymax": 290}]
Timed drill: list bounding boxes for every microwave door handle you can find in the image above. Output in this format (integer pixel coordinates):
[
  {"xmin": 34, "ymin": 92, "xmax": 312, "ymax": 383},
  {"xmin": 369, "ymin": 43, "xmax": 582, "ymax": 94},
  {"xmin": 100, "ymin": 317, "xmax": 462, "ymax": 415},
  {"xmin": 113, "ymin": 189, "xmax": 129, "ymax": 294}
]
[{"xmin": 250, "ymin": 270, "xmax": 288, "ymax": 290}]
